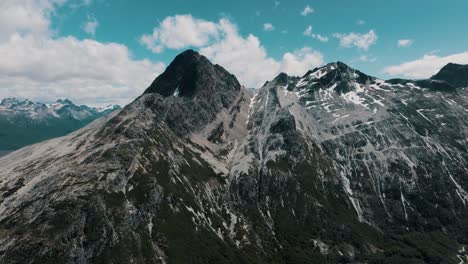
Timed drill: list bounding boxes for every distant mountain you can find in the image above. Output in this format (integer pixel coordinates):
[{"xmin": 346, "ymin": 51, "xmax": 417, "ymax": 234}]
[
  {"xmin": 431, "ymin": 63, "xmax": 468, "ymax": 88},
  {"xmin": 0, "ymin": 98, "xmax": 120, "ymax": 151},
  {"xmin": 0, "ymin": 52, "xmax": 467, "ymax": 264}
]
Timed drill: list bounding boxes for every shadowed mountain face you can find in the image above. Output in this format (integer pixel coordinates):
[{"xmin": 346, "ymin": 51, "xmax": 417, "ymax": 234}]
[
  {"xmin": 431, "ymin": 63, "xmax": 468, "ymax": 88},
  {"xmin": 142, "ymin": 49, "xmax": 242, "ymax": 137},
  {"xmin": 0, "ymin": 52, "xmax": 467, "ymax": 264},
  {"xmin": 145, "ymin": 49, "xmax": 241, "ymax": 98}
]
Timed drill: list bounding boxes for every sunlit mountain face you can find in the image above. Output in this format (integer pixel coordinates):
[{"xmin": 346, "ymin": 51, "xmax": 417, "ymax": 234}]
[
  {"xmin": 1, "ymin": 1, "xmax": 468, "ymax": 263},
  {"xmin": 0, "ymin": 50, "xmax": 467, "ymax": 263}
]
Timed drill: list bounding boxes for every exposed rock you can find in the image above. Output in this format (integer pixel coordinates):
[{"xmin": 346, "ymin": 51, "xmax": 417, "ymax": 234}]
[
  {"xmin": 0, "ymin": 52, "xmax": 467, "ymax": 264},
  {"xmin": 431, "ymin": 63, "xmax": 468, "ymax": 88}
]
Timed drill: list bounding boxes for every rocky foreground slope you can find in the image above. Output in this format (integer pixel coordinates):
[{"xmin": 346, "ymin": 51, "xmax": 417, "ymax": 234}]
[{"xmin": 0, "ymin": 50, "xmax": 467, "ymax": 264}]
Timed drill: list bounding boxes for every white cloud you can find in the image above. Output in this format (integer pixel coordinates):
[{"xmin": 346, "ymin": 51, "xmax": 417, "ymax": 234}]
[
  {"xmin": 280, "ymin": 47, "xmax": 324, "ymax": 76},
  {"xmin": 303, "ymin": 25, "xmax": 313, "ymax": 36},
  {"xmin": 263, "ymin": 23, "xmax": 274, "ymax": 31},
  {"xmin": 82, "ymin": 15, "xmax": 98, "ymax": 36},
  {"xmin": 199, "ymin": 19, "xmax": 279, "ymax": 87},
  {"xmin": 0, "ymin": 0, "xmax": 165, "ymax": 106},
  {"xmin": 359, "ymin": 55, "xmax": 376, "ymax": 62},
  {"xmin": 312, "ymin": 34, "xmax": 328, "ymax": 42},
  {"xmin": 141, "ymin": 15, "xmax": 325, "ymax": 87},
  {"xmin": 357, "ymin": 19, "xmax": 365, "ymax": 25},
  {"xmin": 191, "ymin": 18, "xmax": 323, "ymax": 87},
  {"xmin": 0, "ymin": 0, "xmax": 64, "ymax": 42},
  {"xmin": 333, "ymin": 30, "xmax": 378, "ymax": 51},
  {"xmin": 303, "ymin": 26, "xmax": 328, "ymax": 42},
  {"xmin": 274, "ymin": 1, "xmax": 280, "ymax": 7},
  {"xmin": 0, "ymin": 35, "xmax": 165, "ymax": 106},
  {"xmin": 140, "ymin": 14, "xmax": 220, "ymax": 53},
  {"xmin": 301, "ymin": 5, "xmax": 314, "ymax": 16},
  {"xmin": 397, "ymin": 39, "xmax": 413, "ymax": 47},
  {"xmin": 383, "ymin": 51, "xmax": 468, "ymax": 79}
]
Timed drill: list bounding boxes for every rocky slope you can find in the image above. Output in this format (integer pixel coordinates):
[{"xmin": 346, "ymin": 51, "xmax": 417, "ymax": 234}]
[
  {"xmin": 0, "ymin": 50, "xmax": 467, "ymax": 264},
  {"xmin": 431, "ymin": 63, "xmax": 468, "ymax": 88},
  {"xmin": 0, "ymin": 98, "xmax": 120, "ymax": 151}
]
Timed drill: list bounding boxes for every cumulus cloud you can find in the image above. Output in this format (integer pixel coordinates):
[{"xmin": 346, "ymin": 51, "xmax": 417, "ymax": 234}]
[
  {"xmin": 303, "ymin": 25, "xmax": 313, "ymax": 36},
  {"xmin": 397, "ymin": 39, "xmax": 413, "ymax": 47},
  {"xmin": 303, "ymin": 26, "xmax": 328, "ymax": 42},
  {"xmin": 0, "ymin": 0, "xmax": 62, "ymax": 42},
  {"xmin": 263, "ymin": 23, "xmax": 274, "ymax": 31},
  {"xmin": 333, "ymin": 30, "xmax": 378, "ymax": 51},
  {"xmin": 301, "ymin": 5, "xmax": 314, "ymax": 16},
  {"xmin": 313, "ymin": 34, "xmax": 328, "ymax": 42},
  {"xmin": 199, "ymin": 19, "xmax": 280, "ymax": 87},
  {"xmin": 359, "ymin": 55, "xmax": 376, "ymax": 63},
  {"xmin": 0, "ymin": 0, "xmax": 165, "ymax": 106},
  {"xmin": 142, "ymin": 17, "xmax": 324, "ymax": 87},
  {"xmin": 383, "ymin": 51, "xmax": 468, "ymax": 79},
  {"xmin": 280, "ymin": 47, "xmax": 324, "ymax": 76},
  {"xmin": 82, "ymin": 15, "xmax": 98, "ymax": 36},
  {"xmin": 143, "ymin": 16, "xmax": 324, "ymax": 87},
  {"xmin": 0, "ymin": 35, "xmax": 165, "ymax": 106},
  {"xmin": 357, "ymin": 19, "xmax": 365, "ymax": 25},
  {"xmin": 140, "ymin": 14, "xmax": 219, "ymax": 53}
]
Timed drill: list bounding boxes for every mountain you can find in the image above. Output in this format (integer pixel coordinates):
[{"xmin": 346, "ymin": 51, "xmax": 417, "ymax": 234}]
[
  {"xmin": 0, "ymin": 98, "xmax": 120, "ymax": 151},
  {"xmin": 0, "ymin": 51, "xmax": 467, "ymax": 264},
  {"xmin": 431, "ymin": 63, "xmax": 468, "ymax": 88}
]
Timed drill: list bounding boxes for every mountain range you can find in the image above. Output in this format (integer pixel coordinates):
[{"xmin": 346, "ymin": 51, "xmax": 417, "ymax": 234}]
[
  {"xmin": 0, "ymin": 98, "xmax": 120, "ymax": 153},
  {"xmin": 0, "ymin": 50, "xmax": 467, "ymax": 264}
]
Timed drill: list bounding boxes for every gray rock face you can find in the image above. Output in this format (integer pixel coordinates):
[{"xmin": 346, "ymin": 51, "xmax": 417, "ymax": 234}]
[
  {"xmin": 431, "ymin": 63, "xmax": 468, "ymax": 88},
  {"xmin": 0, "ymin": 52, "xmax": 467, "ymax": 264},
  {"xmin": 143, "ymin": 49, "xmax": 241, "ymax": 137}
]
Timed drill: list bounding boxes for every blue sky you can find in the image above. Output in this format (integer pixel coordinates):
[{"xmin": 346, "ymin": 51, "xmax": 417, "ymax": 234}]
[{"xmin": 1, "ymin": 0, "xmax": 467, "ymax": 106}]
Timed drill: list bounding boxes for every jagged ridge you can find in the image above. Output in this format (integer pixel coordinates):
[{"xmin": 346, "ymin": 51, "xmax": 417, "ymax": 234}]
[{"xmin": 0, "ymin": 51, "xmax": 467, "ymax": 264}]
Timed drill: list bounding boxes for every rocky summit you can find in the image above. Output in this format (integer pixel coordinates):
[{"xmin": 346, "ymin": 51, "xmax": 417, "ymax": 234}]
[
  {"xmin": 0, "ymin": 50, "xmax": 467, "ymax": 264},
  {"xmin": 431, "ymin": 63, "xmax": 468, "ymax": 88}
]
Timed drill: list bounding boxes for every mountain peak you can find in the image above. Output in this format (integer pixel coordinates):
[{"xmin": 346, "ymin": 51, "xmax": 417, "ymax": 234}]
[
  {"xmin": 431, "ymin": 63, "xmax": 468, "ymax": 88},
  {"xmin": 144, "ymin": 49, "xmax": 240, "ymax": 98},
  {"xmin": 298, "ymin": 61, "xmax": 376, "ymax": 94},
  {"xmin": 304, "ymin": 61, "xmax": 371, "ymax": 78},
  {"xmin": 0, "ymin": 98, "xmax": 36, "ymax": 108},
  {"xmin": 2, "ymin": 49, "xmax": 468, "ymax": 264},
  {"xmin": 56, "ymin": 99, "xmax": 74, "ymax": 105},
  {"xmin": 0, "ymin": 97, "xmax": 17, "ymax": 105},
  {"xmin": 177, "ymin": 49, "xmax": 202, "ymax": 59},
  {"xmin": 141, "ymin": 50, "xmax": 242, "ymax": 136}
]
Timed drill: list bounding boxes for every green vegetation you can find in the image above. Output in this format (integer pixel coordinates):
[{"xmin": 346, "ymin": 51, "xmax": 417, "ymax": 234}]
[
  {"xmin": 0, "ymin": 116, "xmax": 93, "ymax": 150},
  {"xmin": 367, "ymin": 231, "xmax": 458, "ymax": 264}
]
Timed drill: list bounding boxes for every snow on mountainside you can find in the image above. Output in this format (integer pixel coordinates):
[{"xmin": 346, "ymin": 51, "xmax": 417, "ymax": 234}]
[
  {"xmin": 272, "ymin": 62, "xmax": 468, "ymax": 218},
  {"xmin": 0, "ymin": 50, "xmax": 467, "ymax": 264},
  {"xmin": 0, "ymin": 98, "xmax": 120, "ymax": 120},
  {"xmin": 0, "ymin": 98, "xmax": 120, "ymax": 151}
]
